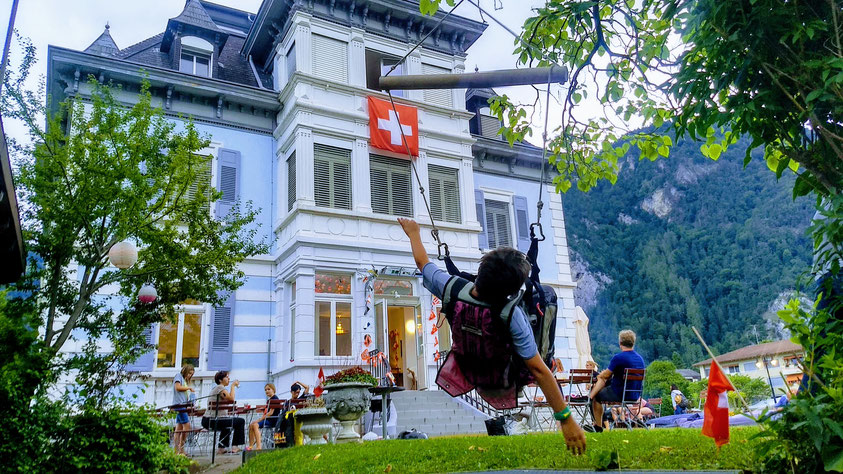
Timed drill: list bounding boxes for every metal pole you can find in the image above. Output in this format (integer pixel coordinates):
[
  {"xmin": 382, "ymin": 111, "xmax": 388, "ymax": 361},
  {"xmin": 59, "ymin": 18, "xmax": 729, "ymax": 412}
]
[
  {"xmin": 0, "ymin": 0, "xmax": 20, "ymax": 93},
  {"xmin": 762, "ymin": 357, "xmax": 776, "ymax": 399},
  {"xmin": 378, "ymin": 66, "xmax": 568, "ymax": 91}
]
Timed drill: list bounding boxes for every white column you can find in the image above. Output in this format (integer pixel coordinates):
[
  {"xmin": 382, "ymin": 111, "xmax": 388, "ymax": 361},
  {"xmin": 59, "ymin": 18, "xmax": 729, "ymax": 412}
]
[
  {"xmin": 406, "ymin": 50, "xmax": 423, "ymax": 102},
  {"xmin": 353, "ymin": 139, "xmax": 371, "ymax": 213},
  {"xmin": 296, "ymin": 127, "xmax": 315, "ymax": 206},
  {"xmin": 460, "ymin": 157, "xmax": 475, "ymax": 226},
  {"xmin": 273, "ymin": 43, "xmax": 285, "ymax": 91},
  {"xmin": 293, "ymin": 14, "xmax": 312, "ymax": 75},
  {"xmin": 294, "ymin": 270, "xmax": 316, "ymax": 361},
  {"xmin": 453, "ymin": 60, "xmax": 466, "ymax": 110},
  {"xmin": 348, "ymin": 28, "xmax": 366, "ymax": 88},
  {"xmin": 414, "ymin": 151, "xmax": 430, "ymax": 222}
]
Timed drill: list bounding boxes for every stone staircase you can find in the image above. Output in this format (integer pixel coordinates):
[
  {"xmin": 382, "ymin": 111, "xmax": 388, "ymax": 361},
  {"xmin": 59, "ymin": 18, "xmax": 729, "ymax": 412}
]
[{"xmin": 390, "ymin": 390, "xmax": 491, "ymax": 437}]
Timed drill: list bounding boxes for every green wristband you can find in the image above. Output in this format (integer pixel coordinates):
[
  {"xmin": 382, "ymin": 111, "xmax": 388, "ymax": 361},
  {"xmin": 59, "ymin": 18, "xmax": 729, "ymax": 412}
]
[{"xmin": 554, "ymin": 407, "xmax": 572, "ymax": 421}]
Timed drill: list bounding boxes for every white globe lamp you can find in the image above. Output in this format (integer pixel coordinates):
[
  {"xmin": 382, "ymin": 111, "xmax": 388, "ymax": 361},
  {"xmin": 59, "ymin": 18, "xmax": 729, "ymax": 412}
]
[
  {"xmin": 138, "ymin": 283, "xmax": 158, "ymax": 304},
  {"xmin": 108, "ymin": 240, "xmax": 138, "ymax": 269}
]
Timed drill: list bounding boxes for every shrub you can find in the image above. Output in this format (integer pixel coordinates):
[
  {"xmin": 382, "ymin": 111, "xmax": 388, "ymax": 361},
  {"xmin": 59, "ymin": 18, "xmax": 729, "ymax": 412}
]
[{"xmin": 49, "ymin": 406, "xmax": 192, "ymax": 473}]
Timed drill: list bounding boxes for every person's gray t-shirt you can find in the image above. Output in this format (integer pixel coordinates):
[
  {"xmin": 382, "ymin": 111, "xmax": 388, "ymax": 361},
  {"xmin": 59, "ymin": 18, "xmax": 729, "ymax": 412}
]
[
  {"xmin": 422, "ymin": 262, "xmax": 538, "ymax": 360},
  {"xmin": 173, "ymin": 373, "xmax": 187, "ymax": 405}
]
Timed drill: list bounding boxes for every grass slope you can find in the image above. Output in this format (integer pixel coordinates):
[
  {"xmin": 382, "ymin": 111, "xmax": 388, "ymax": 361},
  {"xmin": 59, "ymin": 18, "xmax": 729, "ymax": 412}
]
[{"xmin": 237, "ymin": 427, "xmax": 761, "ymax": 473}]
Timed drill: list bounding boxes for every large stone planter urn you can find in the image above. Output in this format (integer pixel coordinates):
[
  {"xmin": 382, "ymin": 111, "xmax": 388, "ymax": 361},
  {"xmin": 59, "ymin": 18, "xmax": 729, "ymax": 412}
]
[
  {"xmin": 323, "ymin": 382, "xmax": 373, "ymax": 444},
  {"xmin": 295, "ymin": 407, "xmax": 332, "ymax": 445}
]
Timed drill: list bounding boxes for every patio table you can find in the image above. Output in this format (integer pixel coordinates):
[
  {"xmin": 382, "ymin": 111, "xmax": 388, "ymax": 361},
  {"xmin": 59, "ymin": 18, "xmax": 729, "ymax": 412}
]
[{"xmin": 369, "ymin": 385, "xmax": 404, "ymax": 440}]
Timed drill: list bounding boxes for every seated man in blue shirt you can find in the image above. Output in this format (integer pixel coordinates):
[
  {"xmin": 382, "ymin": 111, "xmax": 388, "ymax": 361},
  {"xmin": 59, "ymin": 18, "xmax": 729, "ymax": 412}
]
[{"xmin": 588, "ymin": 329, "xmax": 646, "ymax": 432}]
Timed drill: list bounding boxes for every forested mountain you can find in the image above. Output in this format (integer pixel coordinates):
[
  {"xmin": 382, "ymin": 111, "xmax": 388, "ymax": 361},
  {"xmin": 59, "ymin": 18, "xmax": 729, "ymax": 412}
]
[{"xmin": 562, "ymin": 137, "xmax": 816, "ymax": 368}]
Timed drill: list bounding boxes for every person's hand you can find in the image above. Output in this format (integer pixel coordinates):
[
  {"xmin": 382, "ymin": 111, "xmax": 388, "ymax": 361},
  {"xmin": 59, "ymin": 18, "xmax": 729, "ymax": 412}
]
[
  {"xmin": 397, "ymin": 218, "xmax": 420, "ymax": 237},
  {"xmin": 559, "ymin": 417, "xmax": 587, "ymax": 456},
  {"xmin": 233, "ymin": 380, "xmax": 240, "ymax": 387},
  {"xmin": 189, "ymin": 387, "xmax": 195, "ymax": 392}
]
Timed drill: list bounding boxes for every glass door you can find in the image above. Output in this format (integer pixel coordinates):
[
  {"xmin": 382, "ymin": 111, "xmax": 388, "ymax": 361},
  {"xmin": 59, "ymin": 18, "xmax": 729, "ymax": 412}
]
[
  {"xmin": 374, "ymin": 299, "xmax": 388, "ymax": 364},
  {"xmin": 413, "ymin": 305, "xmax": 426, "ymax": 389}
]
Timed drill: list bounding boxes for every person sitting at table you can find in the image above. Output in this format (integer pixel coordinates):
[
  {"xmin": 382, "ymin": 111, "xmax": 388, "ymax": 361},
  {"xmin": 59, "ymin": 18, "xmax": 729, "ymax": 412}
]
[
  {"xmin": 248, "ymin": 383, "xmax": 281, "ymax": 451},
  {"xmin": 588, "ymin": 330, "xmax": 646, "ymax": 432},
  {"xmin": 584, "ymin": 360, "xmax": 599, "ymax": 390},
  {"xmin": 201, "ymin": 371, "xmax": 246, "ymax": 454},
  {"xmin": 172, "ymin": 364, "xmax": 195, "ymax": 455},
  {"xmin": 276, "ymin": 382, "xmax": 311, "ymax": 447}
]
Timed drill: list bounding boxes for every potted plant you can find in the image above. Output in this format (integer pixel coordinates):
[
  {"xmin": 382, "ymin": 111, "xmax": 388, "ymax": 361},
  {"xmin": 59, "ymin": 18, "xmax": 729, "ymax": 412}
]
[
  {"xmin": 295, "ymin": 397, "xmax": 332, "ymax": 445},
  {"xmin": 323, "ymin": 367, "xmax": 377, "ymax": 443}
]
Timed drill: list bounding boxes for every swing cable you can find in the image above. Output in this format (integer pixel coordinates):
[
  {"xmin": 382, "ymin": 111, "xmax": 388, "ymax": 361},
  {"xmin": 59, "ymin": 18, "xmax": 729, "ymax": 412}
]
[{"xmin": 531, "ymin": 68, "xmax": 553, "ymax": 242}]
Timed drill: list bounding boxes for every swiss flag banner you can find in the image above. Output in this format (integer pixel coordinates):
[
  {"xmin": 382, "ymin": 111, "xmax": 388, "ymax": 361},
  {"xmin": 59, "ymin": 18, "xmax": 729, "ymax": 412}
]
[
  {"xmin": 313, "ymin": 367, "xmax": 326, "ymax": 398},
  {"xmin": 368, "ymin": 96, "xmax": 419, "ymax": 157},
  {"xmin": 702, "ymin": 362, "xmax": 734, "ymax": 447}
]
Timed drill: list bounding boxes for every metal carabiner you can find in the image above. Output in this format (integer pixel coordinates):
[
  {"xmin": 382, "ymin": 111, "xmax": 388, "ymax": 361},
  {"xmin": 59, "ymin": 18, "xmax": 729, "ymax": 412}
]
[
  {"xmin": 431, "ymin": 228, "xmax": 450, "ymax": 260},
  {"xmin": 530, "ymin": 222, "xmax": 546, "ymax": 242}
]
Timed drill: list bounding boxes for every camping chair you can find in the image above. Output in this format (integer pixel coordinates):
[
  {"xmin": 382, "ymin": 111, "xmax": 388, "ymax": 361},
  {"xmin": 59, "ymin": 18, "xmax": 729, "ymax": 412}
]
[
  {"xmin": 606, "ymin": 368, "xmax": 646, "ymax": 430},
  {"xmin": 567, "ymin": 369, "xmax": 596, "ymax": 428}
]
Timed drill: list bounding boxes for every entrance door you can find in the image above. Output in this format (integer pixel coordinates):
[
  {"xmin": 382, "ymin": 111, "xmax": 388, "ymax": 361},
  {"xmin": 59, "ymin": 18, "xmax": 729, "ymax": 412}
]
[
  {"xmin": 412, "ymin": 305, "xmax": 426, "ymax": 389},
  {"xmin": 374, "ymin": 299, "xmax": 389, "ymax": 363}
]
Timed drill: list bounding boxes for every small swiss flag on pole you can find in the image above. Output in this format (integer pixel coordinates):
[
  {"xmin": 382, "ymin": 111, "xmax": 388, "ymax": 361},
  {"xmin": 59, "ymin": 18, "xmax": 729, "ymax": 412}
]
[
  {"xmin": 313, "ymin": 367, "xmax": 326, "ymax": 397},
  {"xmin": 702, "ymin": 361, "xmax": 734, "ymax": 447},
  {"xmin": 368, "ymin": 96, "xmax": 419, "ymax": 157}
]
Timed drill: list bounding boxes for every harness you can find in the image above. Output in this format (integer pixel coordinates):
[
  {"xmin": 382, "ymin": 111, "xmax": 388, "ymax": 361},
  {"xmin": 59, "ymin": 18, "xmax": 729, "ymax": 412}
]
[{"xmin": 435, "ymin": 277, "xmax": 530, "ymax": 410}]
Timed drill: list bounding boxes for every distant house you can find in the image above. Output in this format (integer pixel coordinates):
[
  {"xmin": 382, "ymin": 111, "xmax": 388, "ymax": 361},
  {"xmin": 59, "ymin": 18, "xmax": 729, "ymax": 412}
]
[
  {"xmin": 676, "ymin": 369, "xmax": 701, "ymax": 382},
  {"xmin": 693, "ymin": 340, "xmax": 804, "ymax": 389}
]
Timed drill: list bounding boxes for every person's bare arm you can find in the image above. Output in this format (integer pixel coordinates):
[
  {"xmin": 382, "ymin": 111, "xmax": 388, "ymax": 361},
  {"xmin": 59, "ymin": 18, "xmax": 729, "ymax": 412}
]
[
  {"xmin": 175, "ymin": 382, "xmax": 194, "ymax": 393},
  {"xmin": 397, "ymin": 218, "xmax": 430, "ymax": 271},
  {"xmin": 597, "ymin": 369, "xmax": 613, "ymax": 381},
  {"xmin": 525, "ymin": 354, "xmax": 587, "ymax": 455},
  {"xmin": 296, "ymin": 381, "xmax": 310, "ymax": 395}
]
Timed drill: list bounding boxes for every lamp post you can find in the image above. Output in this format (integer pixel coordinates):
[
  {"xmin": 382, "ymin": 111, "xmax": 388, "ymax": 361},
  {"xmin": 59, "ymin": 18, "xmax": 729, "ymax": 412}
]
[{"xmin": 756, "ymin": 355, "xmax": 779, "ymax": 399}]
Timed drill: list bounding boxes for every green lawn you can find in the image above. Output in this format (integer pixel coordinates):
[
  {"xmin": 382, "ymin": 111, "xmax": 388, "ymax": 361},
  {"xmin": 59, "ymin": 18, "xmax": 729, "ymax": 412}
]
[{"xmin": 237, "ymin": 427, "xmax": 761, "ymax": 473}]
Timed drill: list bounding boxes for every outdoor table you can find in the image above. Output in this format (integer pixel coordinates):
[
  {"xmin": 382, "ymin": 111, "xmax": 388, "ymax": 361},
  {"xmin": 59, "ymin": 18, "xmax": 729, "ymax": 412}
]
[{"xmin": 369, "ymin": 385, "xmax": 405, "ymax": 440}]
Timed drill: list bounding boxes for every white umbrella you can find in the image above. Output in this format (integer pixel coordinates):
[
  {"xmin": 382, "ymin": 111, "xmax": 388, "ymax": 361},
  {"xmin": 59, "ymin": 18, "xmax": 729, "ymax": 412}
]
[{"xmin": 574, "ymin": 306, "xmax": 593, "ymax": 369}]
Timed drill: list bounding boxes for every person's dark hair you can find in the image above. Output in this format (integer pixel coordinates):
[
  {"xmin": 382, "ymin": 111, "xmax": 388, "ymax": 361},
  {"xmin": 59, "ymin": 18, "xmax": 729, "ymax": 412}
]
[
  {"xmin": 474, "ymin": 247, "xmax": 530, "ymax": 303},
  {"xmin": 214, "ymin": 371, "xmax": 229, "ymax": 385},
  {"xmin": 670, "ymin": 384, "xmax": 679, "ymax": 391},
  {"xmin": 291, "ymin": 383, "xmax": 302, "ymax": 393}
]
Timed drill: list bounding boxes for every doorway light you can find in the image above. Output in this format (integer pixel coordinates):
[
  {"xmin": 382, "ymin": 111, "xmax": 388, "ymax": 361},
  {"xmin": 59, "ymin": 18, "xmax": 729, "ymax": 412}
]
[{"xmin": 405, "ymin": 319, "xmax": 415, "ymax": 334}]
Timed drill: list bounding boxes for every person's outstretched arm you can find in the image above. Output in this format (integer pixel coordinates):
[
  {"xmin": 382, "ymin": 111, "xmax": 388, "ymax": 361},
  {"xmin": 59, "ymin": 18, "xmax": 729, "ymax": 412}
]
[
  {"xmin": 525, "ymin": 354, "xmax": 587, "ymax": 455},
  {"xmin": 398, "ymin": 218, "xmax": 430, "ymax": 271}
]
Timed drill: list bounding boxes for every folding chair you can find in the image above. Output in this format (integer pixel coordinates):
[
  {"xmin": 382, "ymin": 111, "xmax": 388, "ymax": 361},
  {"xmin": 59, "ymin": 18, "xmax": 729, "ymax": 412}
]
[
  {"xmin": 606, "ymin": 368, "xmax": 646, "ymax": 430},
  {"xmin": 567, "ymin": 369, "xmax": 596, "ymax": 428},
  {"xmin": 258, "ymin": 399, "xmax": 285, "ymax": 449},
  {"xmin": 647, "ymin": 398, "xmax": 662, "ymax": 418}
]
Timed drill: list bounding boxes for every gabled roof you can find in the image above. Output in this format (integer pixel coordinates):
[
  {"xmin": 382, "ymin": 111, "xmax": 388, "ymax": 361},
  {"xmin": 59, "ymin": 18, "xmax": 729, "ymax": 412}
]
[
  {"xmin": 161, "ymin": 0, "xmax": 228, "ymax": 53},
  {"xmin": 693, "ymin": 340, "xmax": 803, "ymax": 367},
  {"xmin": 170, "ymin": 0, "xmax": 223, "ymax": 34},
  {"xmin": 84, "ymin": 24, "xmax": 120, "ymax": 57}
]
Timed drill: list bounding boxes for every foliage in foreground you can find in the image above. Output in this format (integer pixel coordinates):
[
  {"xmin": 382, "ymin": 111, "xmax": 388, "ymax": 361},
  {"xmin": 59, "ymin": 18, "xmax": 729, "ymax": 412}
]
[{"xmin": 237, "ymin": 427, "xmax": 761, "ymax": 473}]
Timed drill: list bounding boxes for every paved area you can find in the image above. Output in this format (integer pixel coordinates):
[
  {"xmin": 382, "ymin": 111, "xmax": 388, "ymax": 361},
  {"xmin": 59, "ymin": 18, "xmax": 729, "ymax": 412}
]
[{"xmin": 191, "ymin": 453, "xmax": 243, "ymax": 473}]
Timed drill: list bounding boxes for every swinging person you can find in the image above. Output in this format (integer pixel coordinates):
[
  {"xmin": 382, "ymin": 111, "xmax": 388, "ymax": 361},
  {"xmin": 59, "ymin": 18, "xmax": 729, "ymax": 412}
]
[{"xmin": 397, "ymin": 217, "xmax": 586, "ymax": 455}]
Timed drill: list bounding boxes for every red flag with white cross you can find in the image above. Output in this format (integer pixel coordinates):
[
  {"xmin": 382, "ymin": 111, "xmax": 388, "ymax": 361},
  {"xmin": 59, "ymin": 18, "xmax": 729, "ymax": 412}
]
[
  {"xmin": 702, "ymin": 361, "xmax": 734, "ymax": 447},
  {"xmin": 368, "ymin": 96, "xmax": 418, "ymax": 157}
]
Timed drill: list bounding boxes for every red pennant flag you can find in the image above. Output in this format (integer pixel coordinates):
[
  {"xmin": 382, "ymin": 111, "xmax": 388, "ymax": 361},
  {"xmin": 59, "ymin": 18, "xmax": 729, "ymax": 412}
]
[
  {"xmin": 368, "ymin": 96, "xmax": 418, "ymax": 157},
  {"xmin": 313, "ymin": 367, "xmax": 326, "ymax": 397},
  {"xmin": 702, "ymin": 362, "xmax": 734, "ymax": 447}
]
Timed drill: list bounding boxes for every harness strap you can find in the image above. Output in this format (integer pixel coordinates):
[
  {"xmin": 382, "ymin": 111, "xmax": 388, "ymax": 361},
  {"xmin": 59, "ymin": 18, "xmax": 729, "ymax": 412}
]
[{"xmin": 443, "ymin": 275, "xmax": 522, "ymax": 326}]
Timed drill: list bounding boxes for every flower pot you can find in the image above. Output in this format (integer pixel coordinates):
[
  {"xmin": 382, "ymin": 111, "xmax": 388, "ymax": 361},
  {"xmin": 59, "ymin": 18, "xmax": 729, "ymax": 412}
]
[
  {"xmin": 323, "ymin": 382, "xmax": 373, "ymax": 443},
  {"xmin": 295, "ymin": 407, "xmax": 332, "ymax": 445}
]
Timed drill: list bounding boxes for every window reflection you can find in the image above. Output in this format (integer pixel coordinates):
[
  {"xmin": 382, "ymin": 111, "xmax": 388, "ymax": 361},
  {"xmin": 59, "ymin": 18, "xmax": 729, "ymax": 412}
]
[
  {"xmin": 336, "ymin": 303, "xmax": 351, "ymax": 356},
  {"xmin": 157, "ymin": 321, "xmax": 178, "ymax": 368}
]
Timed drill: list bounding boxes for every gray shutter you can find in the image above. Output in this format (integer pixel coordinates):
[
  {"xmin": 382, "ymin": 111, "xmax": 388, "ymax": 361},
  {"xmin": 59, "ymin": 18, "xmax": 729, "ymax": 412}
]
[
  {"xmin": 513, "ymin": 195, "xmax": 531, "ymax": 252},
  {"xmin": 184, "ymin": 156, "xmax": 212, "ymax": 207},
  {"xmin": 208, "ymin": 293, "xmax": 235, "ymax": 371},
  {"xmin": 479, "ymin": 114, "xmax": 502, "ymax": 139},
  {"xmin": 428, "ymin": 165, "xmax": 461, "ymax": 223},
  {"xmin": 422, "ymin": 64, "xmax": 454, "ymax": 108},
  {"xmin": 125, "ymin": 325, "xmax": 155, "ymax": 371},
  {"xmin": 287, "ymin": 152, "xmax": 296, "ymax": 211},
  {"xmin": 216, "ymin": 149, "xmax": 241, "ymax": 219},
  {"xmin": 475, "ymin": 190, "xmax": 488, "ymax": 249},
  {"xmin": 370, "ymin": 155, "xmax": 412, "ymax": 216},
  {"xmin": 312, "ymin": 35, "xmax": 348, "ymax": 83},
  {"xmin": 314, "ymin": 144, "xmax": 352, "ymax": 209}
]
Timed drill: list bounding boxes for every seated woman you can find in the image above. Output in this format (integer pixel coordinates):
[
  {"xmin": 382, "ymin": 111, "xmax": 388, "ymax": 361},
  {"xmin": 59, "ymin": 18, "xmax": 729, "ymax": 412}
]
[
  {"xmin": 248, "ymin": 383, "xmax": 281, "ymax": 450},
  {"xmin": 201, "ymin": 371, "xmax": 246, "ymax": 455}
]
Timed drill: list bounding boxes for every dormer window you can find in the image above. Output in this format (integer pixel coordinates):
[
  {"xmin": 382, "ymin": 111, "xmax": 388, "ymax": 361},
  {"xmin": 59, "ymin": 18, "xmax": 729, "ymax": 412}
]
[
  {"xmin": 366, "ymin": 49, "xmax": 405, "ymax": 98},
  {"xmin": 179, "ymin": 36, "xmax": 214, "ymax": 77},
  {"xmin": 478, "ymin": 106, "xmax": 502, "ymax": 139}
]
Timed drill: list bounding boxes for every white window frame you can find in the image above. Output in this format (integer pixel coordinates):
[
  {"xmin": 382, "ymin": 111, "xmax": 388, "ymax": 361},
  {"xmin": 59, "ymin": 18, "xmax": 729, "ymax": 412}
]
[
  {"xmin": 370, "ymin": 154, "xmax": 413, "ymax": 217},
  {"xmin": 313, "ymin": 142, "xmax": 352, "ymax": 210},
  {"xmin": 289, "ymin": 280, "xmax": 296, "ymax": 361},
  {"xmin": 427, "ymin": 162, "xmax": 462, "ymax": 224},
  {"xmin": 314, "ymin": 273, "xmax": 353, "ymax": 358},
  {"xmin": 481, "ymin": 189, "xmax": 516, "ymax": 249},
  {"xmin": 180, "ymin": 47, "xmax": 213, "ymax": 77},
  {"xmin": 154, "ymin": 305, "xmax": 206, "ymax": 371}
]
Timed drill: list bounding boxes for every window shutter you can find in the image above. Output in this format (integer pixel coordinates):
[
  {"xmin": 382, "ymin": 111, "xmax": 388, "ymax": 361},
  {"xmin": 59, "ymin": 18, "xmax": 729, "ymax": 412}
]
[
  {"xmin": 428, "ymin": 164, "xmax": 461, "ymax": 223},
  {"xmin": 287, "ymin": 152, "xmax": 296, "ymax": 211},
  {"xmin": 370, "ymin": 155, "xmax": 412, "ymax": 216},
  {"xmin": 479, "ymin": 114, "xmax": 501, "ymax": 139},
  {"xmin": 312, "ymin": 35, "xmax": 348, "ymax": 83},
  {"xmin": 286, "ymin": 43, "xmax": 297, "ymax": 81},
  {"xmin": 513, "ymin": 195, "xmax": 531, "ymax": 252},
  {"xmin": 314, "ymin": 144, "xmax": 352, "ymax": 209},
  {"xmin": 208, "ymin": 294, "xmax": 235, "ymax": 371},
  {"xmin": 125, "ymin": 325, "xmax": 155, "ymax": 372},
  {"xmin": 184, "ymin": 156, "xmax": 212, "ymax": 207},
  {"xmin": 475, "ymin": 190, "xmax": 488, "ymax": 249},
  {"xmin": 485, "ymin": 200, "xmax": 512, "ymax": 248},
  {"xmin": 216, "ymin": 149, "xmax": 241, "ymax": 219},
  {"xmin": 422, "ymin": 64, "xmax": 454, "ymax": 108}
]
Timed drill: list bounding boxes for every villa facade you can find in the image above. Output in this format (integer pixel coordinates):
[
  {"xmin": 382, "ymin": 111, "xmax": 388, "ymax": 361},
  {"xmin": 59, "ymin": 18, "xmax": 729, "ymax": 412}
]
[{"xmin": 47, "ymin": 0, "xmax": 579, "ymax": 407}]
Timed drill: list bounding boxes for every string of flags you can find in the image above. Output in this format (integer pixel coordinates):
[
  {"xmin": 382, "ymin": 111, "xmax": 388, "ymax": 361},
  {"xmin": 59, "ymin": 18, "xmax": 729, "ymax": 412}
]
[{"xmin": 431, "ymin": 295, "xmax": 441, "ymax": 362}]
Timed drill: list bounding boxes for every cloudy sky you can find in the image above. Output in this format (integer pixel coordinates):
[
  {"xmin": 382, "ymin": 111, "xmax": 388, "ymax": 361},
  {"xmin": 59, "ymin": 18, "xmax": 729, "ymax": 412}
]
[{"xmin": 4, "ymin": 0, "xmax": 568, "ymax": 147}]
